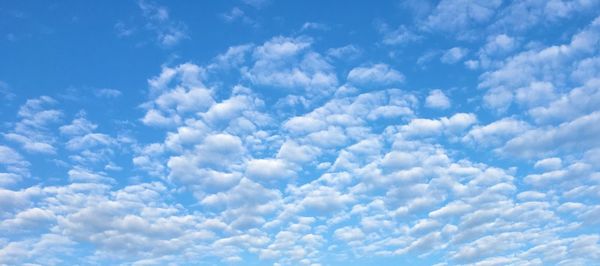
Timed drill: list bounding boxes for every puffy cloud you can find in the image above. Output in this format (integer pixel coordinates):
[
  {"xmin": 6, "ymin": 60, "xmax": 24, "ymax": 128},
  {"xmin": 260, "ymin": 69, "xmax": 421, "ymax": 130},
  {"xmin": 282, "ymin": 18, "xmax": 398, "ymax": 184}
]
[
  {"xmin": 440, "ymin": 47, "xmax": 469, "ymax": 64},
  {"xmin": 326, "ymin": 44, "xmax": 361, "ymax": 60},
  {"xmin": 245, "ymin": 159, "xmax": 296, "ymax": 181},
  {"xmin": 534, "ymin": 157, "xmax": 562, "ymax": 171},
  {"xmin": 400, "ymin": 113, "xmax": 476, "ymax": 138},
  {"xmin": 347, "ymin": 64, "xmax": 405, "ymax": 86},
  {"xmin": 463, "ymin": 118, "xmax": 530, "ymax": 147},
  {"xmin": 0, "ymin": 145, "xmax": 29, "ymax": 186},
  {"xmin": 276, "ymin": 140, "xmax": 320, "ymax": 164},
  {"xmin": 4, "ymin": 11, "xmax": 600, "ymax": 266},
  {"xmin": 479, "ymin": 15, "xmax": 600, "ymax": 111},
  {"xmin": 4, "ymin": 96, "xmax": 62, "ymax": 154},
  {"xmin": 59, "ymin": 117, "xmax": 97, "ymax": 136},
  {"xmin": 243, "ymin": 36, "xmax": 338, "ymax": 94},
  {"xmin": 142, "ymin": 63, "xmax": 213, "ymax": 127},
  {"xmin": 502, "ymin": 111, "xmax": 600, "ymax": 158},
  {"xmin": 528, "ymin": 78, "xmax": 600, "ymax": 123},
  {"xmin": 424, "ymin": 0, "xmax": 502, "ymax": 33},
  {"xmin": 378, "ymin": 24, "xmax": 422, "ymax": 45},
  {"xmin": 492, "ymin": 0, "xmax": 600, "ymax": 32},
  {"xmin": 425, "ymin": 89, "xmax": 451, "ymax": 109}
]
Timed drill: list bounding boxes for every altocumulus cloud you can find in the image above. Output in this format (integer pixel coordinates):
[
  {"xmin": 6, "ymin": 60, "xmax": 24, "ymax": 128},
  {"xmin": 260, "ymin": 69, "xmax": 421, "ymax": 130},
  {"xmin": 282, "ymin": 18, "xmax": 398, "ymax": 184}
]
[{"xmin": 2, "ymin": 1, "xmax": 600, "ymax": 265}]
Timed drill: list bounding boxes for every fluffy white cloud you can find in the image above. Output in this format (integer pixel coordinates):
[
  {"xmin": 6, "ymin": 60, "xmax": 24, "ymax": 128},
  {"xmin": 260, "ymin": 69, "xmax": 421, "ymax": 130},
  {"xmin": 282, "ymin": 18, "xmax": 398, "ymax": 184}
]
[
  {"xmin": 463, "ymin": 118, "xmax": 530, "ymax": 147},
  {"xmin": 424, "ymin": 0, "xmax": 502, "ymax": 33},
  {"xmin": 4, "ymin": 9, "xmax": 600, "ymax": 265},
  {"xmin": 347, "ymin": 64, "xmax": 404, "ymax": 86},
  {"xmin": 502, "ymin": 111, "xmax": 600, "ymax": 158},
  {"xmin": 243, "ymin": 36, "xmax": 338, "ymax": 93},
  {"xmin": 425, "ymin": 89, "xmax": 451, "ymax": 109},
  {"xmin": 4, "ymin": 96, "xmax": 62, "ymax": 154},
  {"xmin": 0, "ymin": 146, "xmax": 29, "ymax": 186},
  {"xmin": 245, "ymin": 159, "xmax": 296, "ymax": 181}
]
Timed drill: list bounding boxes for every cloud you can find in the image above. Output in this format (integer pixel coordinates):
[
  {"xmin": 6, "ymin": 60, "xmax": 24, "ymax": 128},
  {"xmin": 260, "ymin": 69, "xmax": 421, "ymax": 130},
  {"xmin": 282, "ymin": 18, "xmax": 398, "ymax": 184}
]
[
  {"xmin": 347, "ymin": 64, "xmax": 404, "ymax": 86},
  {"xmin": 0, "ymin": 145, "xmax": 29, "ymax": 186},
  {"xmin": 59, "ymin": 117, "xmax": 97, "ymax": 136},
  {"xmin": 424, "ymin": 0, "xmax": 502, "ymax": 34},
  {"xmin": 326, "ymin": 45, "xmax": 361, "ymax": 60},
  {"xmin": 378, "ymin": 24, "xmax": 422, "ymax": 45},
  {"xmin": 491, "ymin": 0, "xmax": 600, "ymax": 32},
  {"xmin": 245, "ymin": 159, "xmax": 296, "ymax": 181},
  {"xmin": 501, "ymin": 111, "xmax": 600, "ymax": 158},
  {"xmin": 463, "ymin": 117, "xmax": 530, "ymax": 147},
  {"xmin": 4, "ymin": 10, "xmax": 600, "ymax": 266},
  {"xmin": 0, "ymin": 81, "xmax": 16, "ymax": 101},
  {"xmin": 425, "ymin": 89, "xmax": 451, "ymax": 109},
  {"xmin": 243, "ymin": 36, "xmax": 338, "ymax": 94},
  {"xmin": 440, "ymin": 47, "xmax": 469, "ymax": 64},
  {"xmin": 4, "ymin": 96, "xmax": 62, "ymax": 154},
  {"xmin": 479, "ymin": 16, "xmax": 600, "ymax": 111},
  {"xmin": 94, "ymin": 88, "xmax": 122, "ymax": 98},
  {"xmin": 141, "ymin": 63, "xmax": 212, "ymax": 127},
  {"xmin": 138, "ymin": 0, "xmax": 188, "ymax": 46}
]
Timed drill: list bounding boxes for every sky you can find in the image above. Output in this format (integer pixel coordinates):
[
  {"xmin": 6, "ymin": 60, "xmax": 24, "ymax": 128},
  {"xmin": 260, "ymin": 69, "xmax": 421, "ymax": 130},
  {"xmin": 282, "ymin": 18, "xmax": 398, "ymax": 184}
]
[{"xmin": 1, "ymin": 0, "xmax": 600, "ymax": 265}]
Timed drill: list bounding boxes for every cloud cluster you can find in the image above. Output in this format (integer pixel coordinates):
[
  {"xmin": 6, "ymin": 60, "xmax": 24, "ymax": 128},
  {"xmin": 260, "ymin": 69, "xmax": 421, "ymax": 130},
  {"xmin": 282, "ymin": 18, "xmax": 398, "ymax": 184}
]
[{"xmin": 2, "ymin": 2, "xmax": 600, "ymax": 266}]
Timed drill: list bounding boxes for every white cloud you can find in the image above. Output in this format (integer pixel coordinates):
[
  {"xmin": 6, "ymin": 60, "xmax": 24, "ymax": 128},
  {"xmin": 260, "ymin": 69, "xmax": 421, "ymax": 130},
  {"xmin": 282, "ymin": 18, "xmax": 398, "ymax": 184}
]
[
  {"xmin": 534, "ymin": 157, "xmax": 562, "ymax": 171},
  {"xmin": 482, "ymin": 34, "xmax": 517, "ymax": 56},
  {"xmin": 243, "ymin": 36, "xmax": 338, "ymax": 93},
  {"xmin": 425, "ymin": 89, "xmax": 451, "ymax": 109},
  {"xmin": 59, "ymin": 117, "xmax": 97, "ymax": 136},
  {"xmin": 67, "ymin": 166, "xmax": 112, "ymax": 183},
  {"xmin": 440, "ymin": 47, "xmax": 469, "ymax": 64},
  {"xmin": 492, "ymin": 0, "xmax": 600, "ymax": 32},
  {"xmin": 347, "ymin": 64, "xmax": 405, "ymax": 86},
  {"xmin": 334, "ymin": 226, "xmax": 364, "ymax": 242},
  {"xmin": 0, "ymin": 145, "xmax": 29, "ymax": 186},
  {"xmin": 326, "ymin": 44, "xmax": 361, "ymax": 60},
  {"xmin": 94, "ymin": 88, "xmax": 122, "ymax": 98},
  {"xmin": 283, "ymin": 116, "xmax": 327, "ymax": 134},
  {"xmin": 65, "ymin": 133, "xmax": 114, "ymax": 151},
  {"xmin": 502, "ymin": 111, "xmax": 600, "ymax": 158},
  {"xmin": 515, "ymin": 81, "xmax": 557, "ymax": 107},
  {"xmin": 276, "ymin": 140, "xmax": 320, "ymax": 164},
  {"xmin": 463, "ymin": 118, "xmax": 530, "ymax": 147},
  {"xmin": 378, "ymin": 24, "xmax": 422, "ymax": 45},
  {"xmin": 528, "ymin": 78, "xmax": 600, "ymax": 123},
  {"xmin": 4, "ymin": 96, "xmax": 62, "ymax": 154},
  {"xmin": 245, "ymin": 159, "xmax": 295, "ymax": 181},
  {"xmin": 424, "ymin": 0, "xmax": 502, "ymax": 33},
  {"xmin": 138, "ymin": 0, "xmax": 188, "ymax": 46},
  {"xmin": 479, "ymin": 16, "xmax": 600, "ymax": 111},
  {"xmin": 4, "ymin": 12, "xmax": 600, "ymax": 266}
]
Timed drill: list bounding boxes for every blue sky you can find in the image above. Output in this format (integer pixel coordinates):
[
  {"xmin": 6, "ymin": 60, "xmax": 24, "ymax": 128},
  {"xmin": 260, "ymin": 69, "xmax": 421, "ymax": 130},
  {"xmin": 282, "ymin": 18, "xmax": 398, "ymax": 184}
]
[{"xmin": 1, "ymin": 0, "xmax": 600, "ymax": 265}]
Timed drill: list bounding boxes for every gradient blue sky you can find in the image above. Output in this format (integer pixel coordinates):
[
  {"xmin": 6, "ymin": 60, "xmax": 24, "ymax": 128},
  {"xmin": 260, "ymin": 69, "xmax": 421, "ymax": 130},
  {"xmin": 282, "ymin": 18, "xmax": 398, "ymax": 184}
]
[{"xmin": 2, "ymin": 1, "xmax": 600, "ymax": 265}]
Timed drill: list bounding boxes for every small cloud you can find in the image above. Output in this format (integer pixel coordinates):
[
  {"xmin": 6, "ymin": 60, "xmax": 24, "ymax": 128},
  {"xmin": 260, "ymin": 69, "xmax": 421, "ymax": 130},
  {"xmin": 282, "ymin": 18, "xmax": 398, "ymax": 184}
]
[
  {"xmin": 114, "ymin": 21, "xmax": 136, "ymax": 37},
  {"xmin": 425, "ymin": 89, "xmax": 451, "ymax": 109},
  {"xmin": 137, "ymin": 0, "xmax": 188, "ymax": 47},
  {"xmin": 440, "ymin": 47, "xmax": 468, "ymax": 64},
  {"xmin": 221, "ymin": 7, "xmax": 245, "ymax": 22},
  {"xmin": 326, "ymin": 45, "xmax": 361, "ymax": 60},
  {"xmin": 95, "ymin": 88, "xmax": 122, "ymax": 98},
  {"xmin": 0, "ymin": 81, "xmax": 16, "ymax": 101},
  {"xmin": 301, "ymin": 22, "xmax": 329, "ymax": 31},
  {"xmin": 378, "ymin": 23, "xmax": 422, "ymax": 45},
  {"xmin": 347, "ymin": 63, "xmax": 404, "ymax": 86},
  {"xmin": 220, "ymin": 7, "xmax": 257, "ymax": 26}
]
